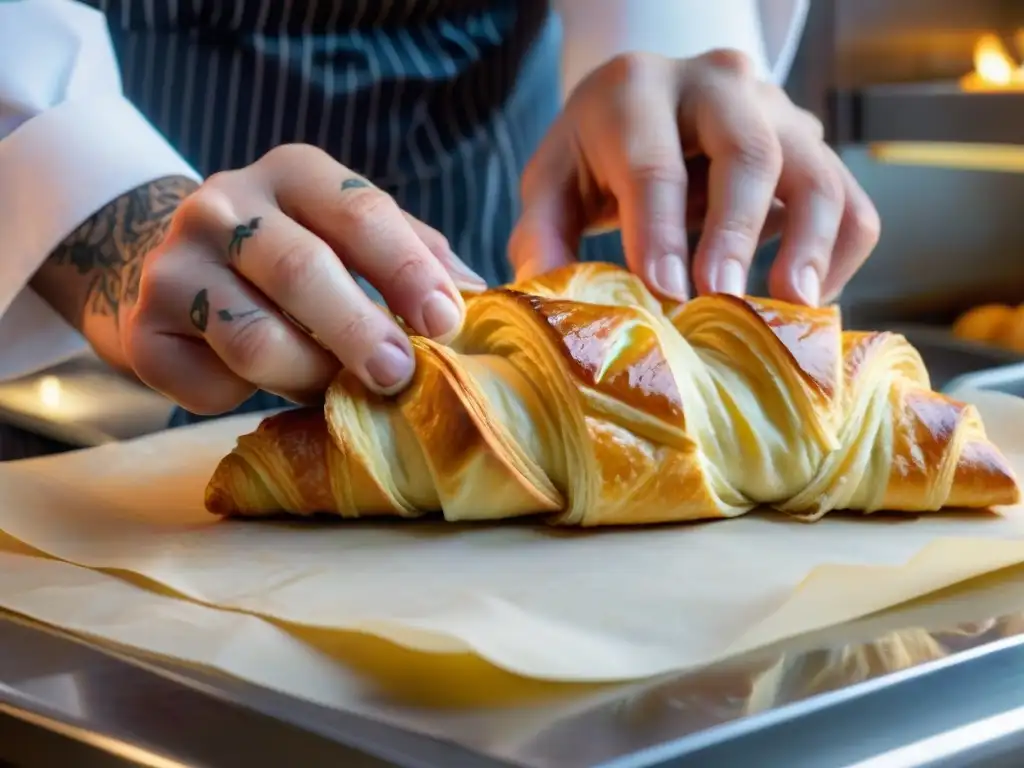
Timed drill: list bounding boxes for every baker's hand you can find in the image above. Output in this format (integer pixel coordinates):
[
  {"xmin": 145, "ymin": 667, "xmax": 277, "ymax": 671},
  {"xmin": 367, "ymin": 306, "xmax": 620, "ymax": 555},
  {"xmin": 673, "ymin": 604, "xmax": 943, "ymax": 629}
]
[
  {"xmin": 510, "ymin": 49, "xmax": 880, "ymax": 305},
  {"xmin": 123, "ymin": 144, "xmax": 486, "ymax": 414}
]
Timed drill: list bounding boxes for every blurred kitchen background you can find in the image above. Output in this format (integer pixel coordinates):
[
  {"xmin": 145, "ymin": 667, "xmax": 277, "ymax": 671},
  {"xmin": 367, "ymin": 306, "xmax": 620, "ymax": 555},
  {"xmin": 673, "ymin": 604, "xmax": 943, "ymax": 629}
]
[
  {"xmin": 4, "ymin": 0, "xmax": 1024, "ymax": 459},
  {"xmin": 791, "ymin": 0, "xmax": 1024, "ymax": 325}
]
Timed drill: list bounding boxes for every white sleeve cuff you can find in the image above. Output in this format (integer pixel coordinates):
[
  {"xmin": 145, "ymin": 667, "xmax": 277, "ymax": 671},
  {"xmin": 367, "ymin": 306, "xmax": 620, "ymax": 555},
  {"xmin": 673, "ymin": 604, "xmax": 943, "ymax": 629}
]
[
  {"xmin": 555, "ymin": 0, "xmax": 774, "ymax": 100},
  {"xmin": 0, "ymin": 94, "xmax": 201, "ymax": 319},
  {"xmin": 0, "ymin": 288, "xmax": 88, "ymax": 383},
  {"xmin": 758, "ymin": 0, "xmax": 810, "ymax": 85}
]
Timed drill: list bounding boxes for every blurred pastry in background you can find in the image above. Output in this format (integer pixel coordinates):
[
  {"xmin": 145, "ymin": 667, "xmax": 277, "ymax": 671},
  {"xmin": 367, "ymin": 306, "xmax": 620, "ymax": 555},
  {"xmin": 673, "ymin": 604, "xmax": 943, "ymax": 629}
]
[{"xmin": 953, "ymin": 303, "xmax": 1024, "ymax": 354}]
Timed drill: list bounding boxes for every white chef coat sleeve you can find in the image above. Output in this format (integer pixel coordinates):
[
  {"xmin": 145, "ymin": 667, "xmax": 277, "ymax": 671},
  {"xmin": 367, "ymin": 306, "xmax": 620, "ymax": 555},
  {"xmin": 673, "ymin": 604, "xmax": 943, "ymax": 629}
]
[
  {"xmin": 554, "ymin": 0, "xmax": 810, "ymax": 99},
  {"xmin": 0, "ymin": 0, "xmax": 201, "ymax": 382}
]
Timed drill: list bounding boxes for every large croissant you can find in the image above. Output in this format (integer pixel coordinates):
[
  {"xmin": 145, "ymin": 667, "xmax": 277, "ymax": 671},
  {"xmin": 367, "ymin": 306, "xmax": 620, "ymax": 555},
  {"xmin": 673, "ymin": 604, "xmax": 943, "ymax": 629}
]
[{"xmin": 206, "ymin": 263, "xmax": 1020, "ymax": 525}]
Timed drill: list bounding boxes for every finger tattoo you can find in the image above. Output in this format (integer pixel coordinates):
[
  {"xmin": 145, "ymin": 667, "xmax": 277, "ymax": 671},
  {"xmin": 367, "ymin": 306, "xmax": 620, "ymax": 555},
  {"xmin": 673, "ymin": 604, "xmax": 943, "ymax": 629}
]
[
  {"xmin": 228, "ymin": 217, "xmax": 261, "ymax": 261},
  {"xmin": 189, "ymin": 288, "xmax": 211, "ymax": 332},
  {"xmin": 340, "ymin": 177, "xmax": 372, "ymax": 192},
  {"xmin": 217, "ymin": 308, "xmax": 260, "ymax": 322}
]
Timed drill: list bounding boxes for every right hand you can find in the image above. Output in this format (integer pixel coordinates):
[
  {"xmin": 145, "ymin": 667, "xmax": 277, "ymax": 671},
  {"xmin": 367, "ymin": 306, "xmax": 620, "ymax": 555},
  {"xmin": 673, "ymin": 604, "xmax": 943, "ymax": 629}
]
[{"xmin": 123, "ymin": 144, "xmax": 487, "ymax": 415}]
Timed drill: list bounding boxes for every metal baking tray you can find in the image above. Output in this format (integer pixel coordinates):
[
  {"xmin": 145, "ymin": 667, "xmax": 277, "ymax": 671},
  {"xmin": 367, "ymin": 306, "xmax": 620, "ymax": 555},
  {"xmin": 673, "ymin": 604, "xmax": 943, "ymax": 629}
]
[
  {"xmin": 5, "ymin": 324, "xmax": 1024, "ymax": 767},
  {"xmin": 945, "ymin": 362, "xmax": 1024, "ymax": 399},
  {"xmin": 884, "ymin": 324, "xmax": 1024, "ymax": 393},
  {"xmin": 5, "ymin": 590, "xmax": 1024, "ymax": 768}
]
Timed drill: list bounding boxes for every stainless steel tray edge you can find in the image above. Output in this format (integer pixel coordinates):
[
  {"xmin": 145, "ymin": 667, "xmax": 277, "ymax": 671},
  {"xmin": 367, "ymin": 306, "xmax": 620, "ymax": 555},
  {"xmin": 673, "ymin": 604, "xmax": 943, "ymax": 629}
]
[{"xmin": 7, "ymin": 326, "xmax": 1024, "ymax": 767}]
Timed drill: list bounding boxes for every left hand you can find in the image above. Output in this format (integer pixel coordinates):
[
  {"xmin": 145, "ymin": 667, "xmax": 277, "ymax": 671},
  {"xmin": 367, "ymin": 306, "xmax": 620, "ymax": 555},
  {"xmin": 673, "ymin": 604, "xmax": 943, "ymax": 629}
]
[{"xmin": 509, "ymin": 49, "xmax": 880, "ymax": 305}]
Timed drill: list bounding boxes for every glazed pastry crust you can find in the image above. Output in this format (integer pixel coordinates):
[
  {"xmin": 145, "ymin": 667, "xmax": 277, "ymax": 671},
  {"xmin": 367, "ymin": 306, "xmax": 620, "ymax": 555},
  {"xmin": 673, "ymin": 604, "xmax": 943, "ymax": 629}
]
[{"xmin": 206, "ymin": 263, "xmax": 1021, "ymax": 525}]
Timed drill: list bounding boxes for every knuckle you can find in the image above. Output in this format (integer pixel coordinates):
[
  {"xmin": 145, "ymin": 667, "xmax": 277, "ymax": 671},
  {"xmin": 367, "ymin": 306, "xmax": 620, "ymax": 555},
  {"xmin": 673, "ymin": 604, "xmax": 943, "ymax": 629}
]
[
  {"xmin": 130, "ymin": 250, "xmax": 180, "ymax": 311},
  {"xmin": 341, "ymin": 188, "xmax": 400, "ymax": 232},
  {"xmin": 259, "ymin": 142, "xmax": 327, "ymax": 170},
  {"xmin": 849, "ymin": 197, "xmax": 882, "ymax": 249},
  {"xmin": 172, "ymin": 187, "xmax": 208, "ymax": 227},
  {"xmin": 201, "ymin": 170, "xmax": 235, "ymax": 193},
  {"xmin": 138, "ymin": 244, "xmax": 175, "ymax": 280},
  {"xmin": 386, "ymin": 253, "xmax": 436, "ymax": 292},
  {"xmin": 266, "ymin": 238, "xmax": 323, "ymax": 297},
  {"xmin": 721, "ymin": 126, "xmax": 783, "ymax": 179},
  {"xmin": 700, "ymin": 48, "xmax": 754, "ymax": 78},
  {"xmin": 222, "ymin": 314, "xmax": 286, "ymax": 377},
  {"xmin": 718, "ymin": 215, "xmax": 764, "ymax": 248},
  {"xmin": 809, "ymin": 164, "xmax": 845, "ymax": 206},
  {"xmin": 173, "ymin": 182, "xmax": 229, "ymax": 235},
  {"xmin": 600, "ymin": 51, "xmax": 665, "ymax": 87},
  {"xmin": 336, "ymin": 309, "xmax": 385, "ymax": 351},
  {"xmin": 626, "ymin": 154, "xmax": 687, "ymax": 187}
]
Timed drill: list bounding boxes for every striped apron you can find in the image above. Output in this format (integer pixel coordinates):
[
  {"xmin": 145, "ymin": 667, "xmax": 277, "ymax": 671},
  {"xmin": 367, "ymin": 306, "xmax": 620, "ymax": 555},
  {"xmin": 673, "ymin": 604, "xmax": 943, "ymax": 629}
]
[
  {"xmin": 83, "ymin": 0, "xmax": 772, "ymax": 425},
  {"xmin": 82, "ymin": 0, "xmax": 626, "ymax": 424}
]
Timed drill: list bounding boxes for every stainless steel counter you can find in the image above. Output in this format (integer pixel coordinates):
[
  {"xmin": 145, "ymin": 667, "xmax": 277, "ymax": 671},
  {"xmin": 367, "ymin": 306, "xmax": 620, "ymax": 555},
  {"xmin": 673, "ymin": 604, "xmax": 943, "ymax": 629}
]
[{"xmin": 3, "ymin": 330, "xmax": 1024, "ymax": 767}]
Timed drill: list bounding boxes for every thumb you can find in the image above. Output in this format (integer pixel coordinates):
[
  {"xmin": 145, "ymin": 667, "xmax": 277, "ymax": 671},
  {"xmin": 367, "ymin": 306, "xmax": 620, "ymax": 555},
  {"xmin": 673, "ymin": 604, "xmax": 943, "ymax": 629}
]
[{"xmin": 508, "ymin": 187, "xmax": 581, "ymax": 282}]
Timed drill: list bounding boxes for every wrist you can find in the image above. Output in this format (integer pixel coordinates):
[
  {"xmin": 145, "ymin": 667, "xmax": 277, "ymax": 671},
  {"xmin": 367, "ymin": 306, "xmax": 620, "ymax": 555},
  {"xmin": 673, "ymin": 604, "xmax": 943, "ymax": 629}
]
[{"xmin": 31, "ymin": 175, "xmax": 199, "ymax": 371}]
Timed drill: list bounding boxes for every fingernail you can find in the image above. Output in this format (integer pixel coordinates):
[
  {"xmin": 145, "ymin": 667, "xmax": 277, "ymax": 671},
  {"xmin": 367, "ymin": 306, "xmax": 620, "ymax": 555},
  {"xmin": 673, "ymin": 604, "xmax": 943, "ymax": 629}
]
[
  {"xmin": 444, "ymin": 253, "xmax": 488, "ymax": 290},
  {"xmin": 652, "ymin": 254, "xmax": 688, "ymax": 300},
  {"xmin": 715, "ymin": 258, "xmax": 746, "ymax": 296},
  {"xmin": 421, "ymin": 290, "xmax": 463, "ymax": 339},
  {"xmin": 795, "ymin": 265, "xmax": 821, "ymax": 306},
  {"xmin": 365, "ymin": 341, "xmax": 414, "ymax": 391}
]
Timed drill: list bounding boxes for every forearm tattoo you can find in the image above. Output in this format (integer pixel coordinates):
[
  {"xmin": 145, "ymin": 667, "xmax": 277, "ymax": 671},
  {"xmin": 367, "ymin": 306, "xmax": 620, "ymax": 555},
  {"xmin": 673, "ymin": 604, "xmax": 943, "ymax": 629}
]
[{"xmin": 45, "ymin": 175, "xmax": 199, "ymax": 324}]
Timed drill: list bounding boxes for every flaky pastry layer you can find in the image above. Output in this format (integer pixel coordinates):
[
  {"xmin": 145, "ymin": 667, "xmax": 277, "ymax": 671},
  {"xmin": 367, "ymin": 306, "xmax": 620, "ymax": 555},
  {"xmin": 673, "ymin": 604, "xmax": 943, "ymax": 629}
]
[{"xmin": 206, "ymin": 263, "xmax": 1021, "ymax": 525}]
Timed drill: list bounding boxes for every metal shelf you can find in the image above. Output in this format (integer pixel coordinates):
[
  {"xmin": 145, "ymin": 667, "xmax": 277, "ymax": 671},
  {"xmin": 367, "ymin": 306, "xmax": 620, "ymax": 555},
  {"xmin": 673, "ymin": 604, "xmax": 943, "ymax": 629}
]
[{"xmin": 829, "ymin": 81, "xmax": 1024, "ymax": 146}]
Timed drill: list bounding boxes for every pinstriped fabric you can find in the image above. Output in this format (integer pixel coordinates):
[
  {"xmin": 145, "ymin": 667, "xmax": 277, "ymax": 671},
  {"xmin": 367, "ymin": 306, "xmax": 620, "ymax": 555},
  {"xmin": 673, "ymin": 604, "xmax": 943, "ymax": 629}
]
[
  {"xmin": 82, "ymin": 0, "xmax": 626, "ymax": 423},
  {"xmin": 88, "ymin": 0, "xmax": 625, "ymax": 279},
  {"xmin": 83, "ymin": 0, "xmax": 595, "ymax": 286}
]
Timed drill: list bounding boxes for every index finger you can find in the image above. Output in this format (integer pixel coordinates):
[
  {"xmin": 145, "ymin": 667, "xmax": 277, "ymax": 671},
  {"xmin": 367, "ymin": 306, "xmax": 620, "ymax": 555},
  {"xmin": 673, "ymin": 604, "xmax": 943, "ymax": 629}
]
[
  {"xmin": 257, "ymin": 145, "xmax": 477, "ymax": 341},
  {"xmin": 684, "ymin": 58, "xmax": 783, "ymax": 297}
]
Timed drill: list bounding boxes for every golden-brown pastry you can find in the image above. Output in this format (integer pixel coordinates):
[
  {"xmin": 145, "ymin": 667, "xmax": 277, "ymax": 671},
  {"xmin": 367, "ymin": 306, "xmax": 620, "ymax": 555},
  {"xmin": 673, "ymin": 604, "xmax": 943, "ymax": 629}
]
[
  {"xmin": 206, "ymin": 263, "xmax": 1020, "ymax": 525},
  {"xmin": 953, "ymin": 303, "xmax": 1024, "ymax": 354}
]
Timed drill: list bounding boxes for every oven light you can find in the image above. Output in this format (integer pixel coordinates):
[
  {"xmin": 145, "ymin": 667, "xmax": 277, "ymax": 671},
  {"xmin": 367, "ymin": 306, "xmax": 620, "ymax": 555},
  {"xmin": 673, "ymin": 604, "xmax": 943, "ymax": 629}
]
[
  {"xmin": 868, "ymin": 142, "xmax": 1024, "ymax": 173},
  {"xmin": 962, "ymin": 33, "xmax": 1024, "ymax": 91}
]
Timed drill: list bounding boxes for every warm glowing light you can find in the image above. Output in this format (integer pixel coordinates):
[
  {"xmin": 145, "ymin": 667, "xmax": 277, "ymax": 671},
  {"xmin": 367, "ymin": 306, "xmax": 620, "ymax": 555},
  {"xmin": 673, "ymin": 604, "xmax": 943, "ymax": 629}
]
[
  {"xmin": 961, "ymin": 33, "xmax": 1024, "ymax": 91},
  {"xmin": 870, "ymin": 142, "xmax": 1024, "ymax": 174},
  {"xmin": 37, "ymin": 376, "xmax": 62, "ymax": 410},
  {"xmin": 974, "ymin": 35, "xmax": 1013, "ymax": 84}
]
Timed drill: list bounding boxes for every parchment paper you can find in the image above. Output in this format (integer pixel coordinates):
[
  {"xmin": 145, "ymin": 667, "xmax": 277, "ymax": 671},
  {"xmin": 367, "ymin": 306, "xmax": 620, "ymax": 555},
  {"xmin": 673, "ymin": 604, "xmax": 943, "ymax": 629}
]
[{"xmin": 1, "ymin": 390, "xmax": 1024, "ymax": 684}]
